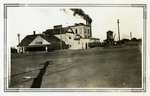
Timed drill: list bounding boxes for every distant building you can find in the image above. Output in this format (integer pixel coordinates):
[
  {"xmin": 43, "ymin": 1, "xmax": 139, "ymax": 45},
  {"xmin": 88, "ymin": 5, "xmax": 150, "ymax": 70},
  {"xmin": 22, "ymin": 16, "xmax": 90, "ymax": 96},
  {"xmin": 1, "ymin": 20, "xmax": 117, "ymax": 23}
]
[
  {"xmin": 103, "ymin": 30, "xmax": 114, "ymax": 46},
  {"xmin": 17, "ymin": 23, "xmax": 100, "ymax": 53}
]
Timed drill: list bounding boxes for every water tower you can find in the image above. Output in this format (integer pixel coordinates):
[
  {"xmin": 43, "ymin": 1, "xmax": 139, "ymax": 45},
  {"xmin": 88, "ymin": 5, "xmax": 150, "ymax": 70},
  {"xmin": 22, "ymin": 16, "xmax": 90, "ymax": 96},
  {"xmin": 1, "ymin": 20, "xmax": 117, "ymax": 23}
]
[
  {"xmin": 106, "ymin": 30, "xmax": 114, "ymax": 45},
  {"xmin": 107, "ymin": 30, "xmax": 113, "ymax": 40}
]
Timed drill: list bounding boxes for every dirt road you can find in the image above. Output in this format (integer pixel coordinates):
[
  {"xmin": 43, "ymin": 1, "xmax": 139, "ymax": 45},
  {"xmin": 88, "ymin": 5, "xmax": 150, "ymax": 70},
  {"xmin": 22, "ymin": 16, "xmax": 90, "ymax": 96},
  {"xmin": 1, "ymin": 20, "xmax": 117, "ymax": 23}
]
[{"xmin": 10, "ymin": 42, "xmax": 142, "ymax": 88}]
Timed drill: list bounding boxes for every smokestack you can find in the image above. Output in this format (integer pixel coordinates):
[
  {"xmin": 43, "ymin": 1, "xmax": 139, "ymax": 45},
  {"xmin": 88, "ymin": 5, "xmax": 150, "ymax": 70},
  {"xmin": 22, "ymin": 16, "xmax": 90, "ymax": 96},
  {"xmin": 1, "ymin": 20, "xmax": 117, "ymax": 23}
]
[
  {"xmin": 70, "ymin": 9, "xmax": 92, "ymax": 25},
  {"xmin": 86, "ymin": 21, "xmax": 88, "ymax": 26},
  {"xmin": 70, "ymin": 8, "xmax": 92, "ymax": 37},
  {"xmin": 33, "ymin": 31, "xmax": 36, "ymax": 35}
]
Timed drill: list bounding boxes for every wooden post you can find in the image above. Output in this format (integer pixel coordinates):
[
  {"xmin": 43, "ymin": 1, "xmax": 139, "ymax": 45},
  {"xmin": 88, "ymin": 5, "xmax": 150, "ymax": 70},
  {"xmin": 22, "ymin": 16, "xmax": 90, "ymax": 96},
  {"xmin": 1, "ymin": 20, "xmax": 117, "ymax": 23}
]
[
  {"xmin": 117, "ymin": 19, "xmax": 121, "ymax": 44},
  {"xmin": 17, "ymin": 33, "xmax": 20, "ymax": 53},
  {"xmin": 60, "ymin": 28, "xmax": 62, "ymax": 50},
  {"xmin": 130, "ymin": 32, "xmax": 132, "ymax": 40}
]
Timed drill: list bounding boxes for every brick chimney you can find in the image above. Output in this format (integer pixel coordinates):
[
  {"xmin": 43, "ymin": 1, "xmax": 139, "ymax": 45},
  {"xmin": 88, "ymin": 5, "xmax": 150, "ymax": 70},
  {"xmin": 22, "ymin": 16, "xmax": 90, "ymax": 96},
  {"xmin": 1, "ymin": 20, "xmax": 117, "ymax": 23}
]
[
  {"xmin": 86, "ymin": 20, "xmax": 91, "ymax": 26},
  {"xmin": 33, "ymin": 31, "xmax": 36, "ymax": 35},
  {"xmin": 86, "ymin": 20, "xmax": 92, "ymax": 37}
]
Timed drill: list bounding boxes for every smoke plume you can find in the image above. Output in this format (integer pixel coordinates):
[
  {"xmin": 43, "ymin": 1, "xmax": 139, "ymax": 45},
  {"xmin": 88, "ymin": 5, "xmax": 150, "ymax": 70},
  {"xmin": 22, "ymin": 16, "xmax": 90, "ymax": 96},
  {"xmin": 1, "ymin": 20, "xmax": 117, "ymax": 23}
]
[
  {"xmin": 60, "ymin": 9, "xmax": 68, "ymax": 14},
  {"xmin": 70, "ymin": 8, "xmax": 92, "ymax": 24}
]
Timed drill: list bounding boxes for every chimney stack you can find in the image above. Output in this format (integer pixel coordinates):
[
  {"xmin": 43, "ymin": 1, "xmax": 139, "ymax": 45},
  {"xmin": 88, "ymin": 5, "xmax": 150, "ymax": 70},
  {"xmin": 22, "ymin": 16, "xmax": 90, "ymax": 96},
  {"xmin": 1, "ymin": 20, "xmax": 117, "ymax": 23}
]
[
  {"xmin": 33, "ymin": 31, "xmax": 36, "ymax": 35},
  {"xmin": 86, "ymin": 20, "xmax": 92, "ymax": 37},
  {"xmin": 86, "ymin": 20, "xmax": 91, "ymax": 26},
  {"xmin": 86, "ymin": 20, "xmax": 89, "ymax": 26}
]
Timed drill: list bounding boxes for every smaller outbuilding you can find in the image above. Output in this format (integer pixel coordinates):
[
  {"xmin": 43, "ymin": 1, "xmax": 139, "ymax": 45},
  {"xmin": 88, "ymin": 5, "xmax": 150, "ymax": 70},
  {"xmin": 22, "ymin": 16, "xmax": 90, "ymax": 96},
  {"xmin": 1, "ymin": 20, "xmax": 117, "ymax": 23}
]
[
  {"xmin": 105, "ymin": 30, "xmax": 115, "ymax": 46},
  {"xmin": 17, "ymin": 32, "xmax": 67, "ymax": 53}
]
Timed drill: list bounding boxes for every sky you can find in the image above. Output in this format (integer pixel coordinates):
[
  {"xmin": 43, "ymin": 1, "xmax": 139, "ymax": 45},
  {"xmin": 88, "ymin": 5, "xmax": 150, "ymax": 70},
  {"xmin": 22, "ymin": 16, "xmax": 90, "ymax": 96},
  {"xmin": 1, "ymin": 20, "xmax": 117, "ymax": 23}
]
[{"xmin": 7, "ymin": 6, "xmax": 143, "ymax": 47}]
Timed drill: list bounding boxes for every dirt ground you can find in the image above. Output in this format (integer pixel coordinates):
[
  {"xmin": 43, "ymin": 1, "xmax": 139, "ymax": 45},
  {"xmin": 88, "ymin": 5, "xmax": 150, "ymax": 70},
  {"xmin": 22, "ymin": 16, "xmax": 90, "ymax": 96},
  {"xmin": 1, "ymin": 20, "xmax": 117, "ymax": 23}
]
[{"xmin": 10, "ymin": 41, "xmax": 142, "ymax": 88}]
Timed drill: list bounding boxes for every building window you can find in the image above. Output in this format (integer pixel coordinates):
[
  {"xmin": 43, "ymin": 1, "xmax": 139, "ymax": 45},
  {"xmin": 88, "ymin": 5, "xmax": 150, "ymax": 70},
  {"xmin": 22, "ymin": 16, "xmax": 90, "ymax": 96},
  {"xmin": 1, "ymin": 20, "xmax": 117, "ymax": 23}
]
[
  {"xmin": 69, "ymin": 36, "xmax": 71, "ymax": 39},
  {"xmin": 35, "ymin": 42, "xmax": 42, "ymax": 44},
  {"xmin": 88, "ymin": 29, "xmax": 90, "ymax": 34},
  {"xmin": 75, "ymin": 29, "xmax": 77, "ymax": 34},
  {"xmin": 85, "ymin": 35, "xmax": 87, "ymax": 39},
  {"xmin": 78, "ymin": 42, "xmax": 80, "ymax": 44},
  {"xmin": 79, "ymin": 29, "xmax": 82, "ymax": 34},
  {"xmin": 84, "ymin": 30, "xmax": 86, "ymax": 34}
]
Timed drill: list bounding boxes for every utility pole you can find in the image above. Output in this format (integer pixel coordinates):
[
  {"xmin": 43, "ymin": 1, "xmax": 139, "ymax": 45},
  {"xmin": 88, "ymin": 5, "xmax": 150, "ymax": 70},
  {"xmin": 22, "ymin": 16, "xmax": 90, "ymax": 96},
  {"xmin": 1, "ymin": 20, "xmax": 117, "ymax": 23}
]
[
  {"xmin": 17, "ymin": 33, "xmax": 20, "ymax": 53},
  {"xmin": 130, "ymin": 32, "xmax": 132, "ymax": 40},
  {"xmin": 60, "ymin": 28, "xmax": 62, "ymax": 50},
  {"xmin": 113, "ymin": 34, "xmax": 116, "ymax": 40},
  {"xmin": 117, "ymin": 19, "xmax": 121, "ymax": 44}
]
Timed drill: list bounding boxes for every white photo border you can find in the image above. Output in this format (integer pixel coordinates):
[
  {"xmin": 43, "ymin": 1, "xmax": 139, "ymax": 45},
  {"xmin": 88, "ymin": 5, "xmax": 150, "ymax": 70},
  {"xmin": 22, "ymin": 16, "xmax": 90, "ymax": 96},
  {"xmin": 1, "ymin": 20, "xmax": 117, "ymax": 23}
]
[{"xmin": 4, "ymin": 3, "xmax": 147, "ymax": 92}]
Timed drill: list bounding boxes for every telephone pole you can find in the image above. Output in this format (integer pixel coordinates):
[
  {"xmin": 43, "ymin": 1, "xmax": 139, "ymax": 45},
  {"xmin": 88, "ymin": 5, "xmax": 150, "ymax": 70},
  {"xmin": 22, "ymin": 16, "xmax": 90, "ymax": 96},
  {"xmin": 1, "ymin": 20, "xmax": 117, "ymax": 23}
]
[
  {"xmin": 17, "ymin": 33, "xmax": 20, "ymax": 53},
  {"xmin": 117, "ymin": 19, "xmax": 121, "ymax": 44},
  {"xmin": 60, "ymin": 28, "xmax": 62, "ymax": 50},
  {"xmin": 130, "ymin": 32, "xmax": 132, "ymax": 40}
]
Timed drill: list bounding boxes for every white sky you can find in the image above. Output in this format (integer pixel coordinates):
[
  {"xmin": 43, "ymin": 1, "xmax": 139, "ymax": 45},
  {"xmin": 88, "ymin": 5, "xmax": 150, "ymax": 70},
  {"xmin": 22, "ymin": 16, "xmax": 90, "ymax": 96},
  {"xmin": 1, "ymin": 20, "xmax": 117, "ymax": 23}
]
[{"xmin": 7, "ymin": 7, "xmax": 143, "ymax": 47}]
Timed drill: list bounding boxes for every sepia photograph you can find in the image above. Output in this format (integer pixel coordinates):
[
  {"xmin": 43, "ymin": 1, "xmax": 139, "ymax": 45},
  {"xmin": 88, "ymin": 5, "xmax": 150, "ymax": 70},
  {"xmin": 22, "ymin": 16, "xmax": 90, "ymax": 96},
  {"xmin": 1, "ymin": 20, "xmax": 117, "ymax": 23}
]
[{"xmin": 4, "ymin": 4, "xmax": 147, "ymax": 92}]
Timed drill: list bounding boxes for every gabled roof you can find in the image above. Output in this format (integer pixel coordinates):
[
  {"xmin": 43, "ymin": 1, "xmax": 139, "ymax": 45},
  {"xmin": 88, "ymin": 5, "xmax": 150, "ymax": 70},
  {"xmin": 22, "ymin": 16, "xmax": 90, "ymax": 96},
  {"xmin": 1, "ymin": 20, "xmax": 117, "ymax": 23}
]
[
  {"xmin": 69, "ymin": 24, "xmax": 90, "ymax": 27},
  {"xmin": 17, "ymin": 34, "xmax": 61, "ymax": 47},
  {"xmin": 17, "ymin": 35, "xmax": 37, "ymax": 47},
  {"xmin": 39, "ymin": 34, "xmax": 60, "ymax": 44},
  {"xmin": 44, "ymin": 27, "xmax": 69, "ymax": 35},
  {"xmin": 107, "ymin": 30, "xmax": 113, "ymax": 33}
]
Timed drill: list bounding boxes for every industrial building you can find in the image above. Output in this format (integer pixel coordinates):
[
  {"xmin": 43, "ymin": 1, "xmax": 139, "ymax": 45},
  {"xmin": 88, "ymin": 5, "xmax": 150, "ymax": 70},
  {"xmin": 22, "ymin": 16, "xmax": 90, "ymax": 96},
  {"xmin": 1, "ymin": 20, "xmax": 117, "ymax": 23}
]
[{"xmin": 17, "ymin": 22, "xmax": 100, "ymax": 53}]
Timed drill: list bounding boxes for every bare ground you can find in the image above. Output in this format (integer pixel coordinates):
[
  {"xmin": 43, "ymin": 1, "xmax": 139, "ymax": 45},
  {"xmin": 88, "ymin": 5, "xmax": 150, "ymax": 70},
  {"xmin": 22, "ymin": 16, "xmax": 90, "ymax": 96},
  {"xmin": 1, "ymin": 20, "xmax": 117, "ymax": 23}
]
[{"xmin": 10, "ymin": 41, "xmax": 142, "ymax": 88}]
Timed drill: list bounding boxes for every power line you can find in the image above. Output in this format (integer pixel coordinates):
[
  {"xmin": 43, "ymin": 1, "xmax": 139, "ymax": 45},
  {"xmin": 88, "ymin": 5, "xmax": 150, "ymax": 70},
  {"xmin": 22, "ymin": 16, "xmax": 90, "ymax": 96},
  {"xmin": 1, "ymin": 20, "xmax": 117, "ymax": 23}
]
[{"xmin": 92, "ymin": 18, "xmax": 142, "ymax": 27}]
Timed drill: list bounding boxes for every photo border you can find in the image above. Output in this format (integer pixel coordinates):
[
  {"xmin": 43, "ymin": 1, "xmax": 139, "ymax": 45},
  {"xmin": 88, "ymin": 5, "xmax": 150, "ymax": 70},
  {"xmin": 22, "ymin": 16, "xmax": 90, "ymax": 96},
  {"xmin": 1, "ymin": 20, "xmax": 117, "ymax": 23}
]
[{"xmin": 4, "ymin": 3, "xmax": 147, "ymax": 92}]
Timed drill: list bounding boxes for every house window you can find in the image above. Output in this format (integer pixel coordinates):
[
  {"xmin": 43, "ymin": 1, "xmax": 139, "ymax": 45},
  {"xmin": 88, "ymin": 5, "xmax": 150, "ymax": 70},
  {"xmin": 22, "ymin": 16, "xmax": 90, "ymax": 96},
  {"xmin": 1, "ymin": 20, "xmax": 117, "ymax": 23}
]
[{"xmin": 35, "ymin": 42, "xmax": 43, "ymax": 44}]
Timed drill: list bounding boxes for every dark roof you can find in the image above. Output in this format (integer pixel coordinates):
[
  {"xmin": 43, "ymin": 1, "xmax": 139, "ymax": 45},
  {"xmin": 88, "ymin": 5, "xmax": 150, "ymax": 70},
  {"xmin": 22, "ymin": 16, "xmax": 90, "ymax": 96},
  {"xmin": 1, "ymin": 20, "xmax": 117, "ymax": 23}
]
[
  {"xmin": 107, "ymin": 30, "xmax": 113, "ymax": 33},
  {"xmin": 17, "ymin": 35, "xmax": 37, "ymax": 46},
  {"xmin": 17, "ymin": 34, "xmax": 61, "ymax": 47},
  {"xmin": 44, "ymin": 27, "xmax": 69, "ymax": 35},
  {"xmin": 90, "ymin": 37, "xmax": 100, "ymax": 40},
  {"xmin": 39, "ymin": 35, "xmax": 60, "ymax": 43},
  {"xmin": 69, "ymin": 24, "xmax": 90, "ymax": 27}
]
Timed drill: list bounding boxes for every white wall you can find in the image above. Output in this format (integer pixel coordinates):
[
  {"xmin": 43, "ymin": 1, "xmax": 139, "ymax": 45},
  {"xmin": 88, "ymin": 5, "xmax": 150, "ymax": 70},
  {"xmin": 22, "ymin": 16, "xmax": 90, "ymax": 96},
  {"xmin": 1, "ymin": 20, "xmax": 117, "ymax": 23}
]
[
  {"xmin": 80, "ymin": 39, "xmax": 91, "ymax": 49},
  {"xmin": 54, "ymin": 33, "xmax": 74, "ymax": 45},
  {"xmin": 69, "ymin": 39, "xmax": 91, "ymax": 50},
  {"xmin": 70, "ymin": 25, "xmax": 91, "ymax": 39},
  {"xmin": 70, "ymin": 40, "xmax": 82, "ymax": 50},
  {"xmin": 55, "ymin": 33, "xmax": 92, "ymax": 50},
  {"xmin": 29, "ymin": 36, "xmax": 50, "ymax": 45}
]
